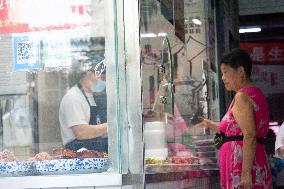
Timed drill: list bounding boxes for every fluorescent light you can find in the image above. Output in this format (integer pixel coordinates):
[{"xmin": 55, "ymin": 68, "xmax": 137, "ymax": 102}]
[
  {"xmin": 158, "ymin": 32, "xmax": 167, "ymax": 37},
  {"xmin": 140, "ymin": 33, "xmax": 167, "ymax": 38},
  {"xmin": 141, "ymin": 33, "xmax": 157, "ymax": 38},
  {"xmin": 269, "ymin": 122, "xmax": 279, "ymax": 126},
  {"xmin": 192, "ymin": 18, "xmax": 202, "ymax": 25},
  {"xmin": 239, "ymin": 27, "xmax": 261, "ymax": 33}
]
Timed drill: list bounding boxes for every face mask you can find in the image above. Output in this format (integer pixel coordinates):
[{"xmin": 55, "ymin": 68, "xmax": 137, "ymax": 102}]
[{"xmin": 91, "ymin": 80, "xmax": 106, "ymax": 92}]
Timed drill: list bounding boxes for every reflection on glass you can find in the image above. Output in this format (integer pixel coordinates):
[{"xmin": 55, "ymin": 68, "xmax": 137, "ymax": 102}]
[
  {"xmin": 0, "ymin": 0, "xmax": 110, "ymax": 176},
  {"xmin": 141, "ymin": 0, "xmax": 218, "ymax": 177}
]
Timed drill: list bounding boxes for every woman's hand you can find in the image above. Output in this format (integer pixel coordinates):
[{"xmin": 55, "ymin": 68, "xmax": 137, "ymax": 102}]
[
  {"xmin": 241, "ymin": 171, "xmax": 253, "ymax": 189},
  {"xmin": 194, "ymin": 118, "xmax": 220, "ymax": 133}
]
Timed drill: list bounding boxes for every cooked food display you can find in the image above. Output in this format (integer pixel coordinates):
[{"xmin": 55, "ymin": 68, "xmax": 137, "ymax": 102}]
[
  {"xmin": 77, "ymin": 150, "xmax": 108, "ymax": 158},
  {"xmin": 52, "ymin": 148, "xmax": 77, "ymax": 159},
  {"xmin": 0, "ymin": 148, "xmax": 108, "ymax": 163},
  {"xmin": 30, "ymin": 152, "xmax": 53, "ymax": 161},
  {"xmin": 0, "ymin": 149, "xmax": 16, "ymax": 162},
  {"xmin": 145, "ymin": 156, "xmax": 200, "ymax": 165},
  {"xmin": 166, "ymin": 156, "xmax": 200, "ymax": 164}
]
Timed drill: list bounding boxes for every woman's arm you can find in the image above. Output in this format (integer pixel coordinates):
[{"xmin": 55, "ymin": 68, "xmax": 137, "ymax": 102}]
[{"xmin": 232, "ymin": 92, "xmax": 256, "ymax": 188}]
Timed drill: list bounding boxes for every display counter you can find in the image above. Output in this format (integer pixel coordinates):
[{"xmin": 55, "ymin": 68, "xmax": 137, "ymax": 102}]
[
  {"xmin": 0, "ymin": 0, "xmax": 222, "ymax": 188},
  {"xmin": 146, "ymin": 169, "xmax": 219, "ymax": 189},
  {"xmin": 0, "ymin": 173, "xmax": 122, "ymax": 189}
]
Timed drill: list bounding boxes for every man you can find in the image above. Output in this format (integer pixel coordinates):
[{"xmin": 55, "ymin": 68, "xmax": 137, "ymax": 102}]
[{"xmin": 59, "ymin": 60, "xmax": 107, "ymax": 152}]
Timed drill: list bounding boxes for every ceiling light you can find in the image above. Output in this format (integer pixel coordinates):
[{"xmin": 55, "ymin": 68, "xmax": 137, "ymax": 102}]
[
  {"xmin": 141, "ymin": 33, "xmax": 157, "ymax": 38},
  {"xmin": 192, "ymin": 18, "xmax": 202, "ymax": 25},
  {"xmin": 239, "ymin": 27, "xmax": 261, "ymax": 33},
  {"xmin": 158, "ymin": 32, "xmax": 167, "ymax": 37}
]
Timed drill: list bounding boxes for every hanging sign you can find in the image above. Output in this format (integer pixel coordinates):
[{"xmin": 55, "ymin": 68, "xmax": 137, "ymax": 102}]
[
  {"xmin": 241, "ymin": 42, "xmax": 284, "ymax": 64},
  {"xmin": 0, "ymin": 0, "xmax": 91, "ymax": 34}
]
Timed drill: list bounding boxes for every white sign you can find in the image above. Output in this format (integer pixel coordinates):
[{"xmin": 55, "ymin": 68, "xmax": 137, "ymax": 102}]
[{"xmin": 252, "ymin": 64, "xmax": 284, "ymax": 95}]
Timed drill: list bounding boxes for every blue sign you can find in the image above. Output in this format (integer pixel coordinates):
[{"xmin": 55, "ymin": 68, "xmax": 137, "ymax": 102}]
[{"xmin": 13, "ymin": 34, "xmax": 40, "ymax": 71}]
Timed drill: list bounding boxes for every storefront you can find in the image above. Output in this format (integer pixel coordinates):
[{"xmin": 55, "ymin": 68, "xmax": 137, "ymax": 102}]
[{"xmin": 0, "ymin": 0, "xmax": 234, "ymax": 188}]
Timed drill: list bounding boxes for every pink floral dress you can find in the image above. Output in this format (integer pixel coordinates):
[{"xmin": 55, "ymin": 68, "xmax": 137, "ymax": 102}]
[{"xmin": 219, "ymin": 86, "xmax": 272, "ymax": 189}]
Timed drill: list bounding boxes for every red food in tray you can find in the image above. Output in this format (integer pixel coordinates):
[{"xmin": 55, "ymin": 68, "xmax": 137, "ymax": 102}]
[
  {"xmin": 52, "ymin": 148, "xmax": 77, "ymax": 159},
  {"xmin": 31, "ymin": 152, "xmax": 53, "ymax": 161},
  {"xmin": 166, "ymin": 156, "xmax": 199, "ymax": 164},
  {"xmin": 77, "ymin": 150, "xmax": 108, "ymax": 158}
]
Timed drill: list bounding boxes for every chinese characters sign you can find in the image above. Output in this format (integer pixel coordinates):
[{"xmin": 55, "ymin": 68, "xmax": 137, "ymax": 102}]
[
  {"xmin": 0, "ymin": 0, "xmax": 29, "ymax": 33},
  {"xmin": 252, "ymin": 64, "xmax": 284, "ymax": 95},
  {"xmin": 185, "ymin": 16, "xmax": 201, "ymax": 34},
  {"xmin": 240, "ymin": 42, "xmax": 284, "ymax": 64},
  {"xmin": 0, "ymin": 0, "xmax": 91, "ymax": 34}
]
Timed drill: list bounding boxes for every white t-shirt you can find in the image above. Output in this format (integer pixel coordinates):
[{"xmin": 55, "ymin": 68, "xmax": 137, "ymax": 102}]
[
  {"xmin": 275, "ymin": 122, "xmax": 284, "ymax": 158},
  {"xmin": 59, "ymin": 85, "xmax": 95, "ymax": 145}
]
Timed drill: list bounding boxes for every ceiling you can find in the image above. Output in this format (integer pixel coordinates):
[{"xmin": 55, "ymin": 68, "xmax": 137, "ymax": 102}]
[
  {"xmin": 239, "ymin": 13, "xmax": 284, "ymax": 42},
  {"xmin": 239, "ymin": 0, "xmax": 284, "ymax": 15}
]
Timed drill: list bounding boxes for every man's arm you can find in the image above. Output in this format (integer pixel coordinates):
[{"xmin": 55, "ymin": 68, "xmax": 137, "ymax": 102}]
[
  {"xmin": 275, "ymin": 123, "xmax": 284, "ymax": 158},
  {"xmin": 72, "ymin": 123, "xmax": 108, "ymax": 140}
]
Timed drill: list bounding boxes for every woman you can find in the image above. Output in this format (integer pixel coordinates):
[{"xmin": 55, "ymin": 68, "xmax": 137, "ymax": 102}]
[{"xmin": 200, "ymin": 48, "xmax": 272, "ymax": 189}]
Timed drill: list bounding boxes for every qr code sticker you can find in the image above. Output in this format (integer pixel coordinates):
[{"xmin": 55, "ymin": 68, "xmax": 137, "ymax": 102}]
[{"xmin": 16, "ymin": 41, "xmax": 37, "ymax": 64}]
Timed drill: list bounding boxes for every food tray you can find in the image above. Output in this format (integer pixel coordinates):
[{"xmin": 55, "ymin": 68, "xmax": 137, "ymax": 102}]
[
  {"xmin": 195, "ymin": 145, "xmax": 216, "ymax": 152},
  {"xmin": 194, "ymin": 139, "xmax": 214, "ymax": 146},
  {"xmin": 35, "ymin": 158, "xmax": 108, "ymax": 175},
  {"xmin": 196, "ymin": 151, "xmax": 216, "ymax": 158},
  {"xmin": 0, "ymin": 161, "xmax": 34, "ymax": 177},
  {"xmin": 72, "ymin": 158, "xmax": 109, "ymax": 173},
  {"xmin": 200, "ymin": 163, "xmax": 219, "ymax": 170},
  {"xmin": 145, "ymin": 163, "xmax": 200, "ymax": 173},
  {"xmin": 0, "ymin": 158, "xmax": 108, "ymax": 176}
]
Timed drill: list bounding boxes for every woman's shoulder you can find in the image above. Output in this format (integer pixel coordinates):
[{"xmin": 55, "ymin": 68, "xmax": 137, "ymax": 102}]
[
  {"xmin": 238, "ymin": 86, "xmax": 269, "ymax": 111},
  {"xmin": 239, "ymin": 86, "xmax": 265, "ymax": 98},
  {"xmin": 234, "ymin": 91, "xmax": 252, "ymax": 108}
]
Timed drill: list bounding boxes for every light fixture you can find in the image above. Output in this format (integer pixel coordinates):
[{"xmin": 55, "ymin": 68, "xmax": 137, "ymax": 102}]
[
  {"xmin": 269, "ymin": 122, "xmax": 279, "ymax": 126},
  {"xmin": 239, "ymin": 27, "xmax": 261, "ymax": 33},
  {"xmin": 158, "ymin": 32, "xmax": 167, "ymax": 37},
  {"xmin": 192, "ymin": 18, "xmax": 202, "ymax": 25},
  {"xmin": 141, "ymin": 33, "xmax": 157, "ymax": 38}
]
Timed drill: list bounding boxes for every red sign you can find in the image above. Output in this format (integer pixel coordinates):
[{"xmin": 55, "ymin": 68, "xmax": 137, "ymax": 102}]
[
  {"xmin": 0, "ymin": 0, "xmax": 90, "ymax": 34},
  {"xmin": 240, "ymin": 42, "xmax": 284, "ymax": 64}
]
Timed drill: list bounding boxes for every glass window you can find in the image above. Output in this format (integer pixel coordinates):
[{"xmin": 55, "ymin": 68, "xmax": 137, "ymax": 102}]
[
  {"xmin": 0, "ymin": 0, "xmax": 120, "ymax": 176},
  {"xmin": 141, "ymin": 0, "xmax": 219, "ymax": 186}
]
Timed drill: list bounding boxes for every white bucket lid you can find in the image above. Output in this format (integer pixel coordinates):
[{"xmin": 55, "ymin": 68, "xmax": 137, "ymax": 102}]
[{"xmin": 144, "ymin": 121, "xmax": 165, "ymax": 130}]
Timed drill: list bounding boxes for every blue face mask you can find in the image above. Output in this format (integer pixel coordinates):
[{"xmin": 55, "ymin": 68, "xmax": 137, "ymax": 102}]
[{"xmin": 91, "ymin": 80, "xmax": 106, "ymax": 92}]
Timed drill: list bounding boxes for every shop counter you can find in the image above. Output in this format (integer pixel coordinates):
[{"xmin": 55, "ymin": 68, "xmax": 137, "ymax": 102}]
[{"xmin": 0, "ymin": 173, "xmax": 122, "ymax": 189}]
